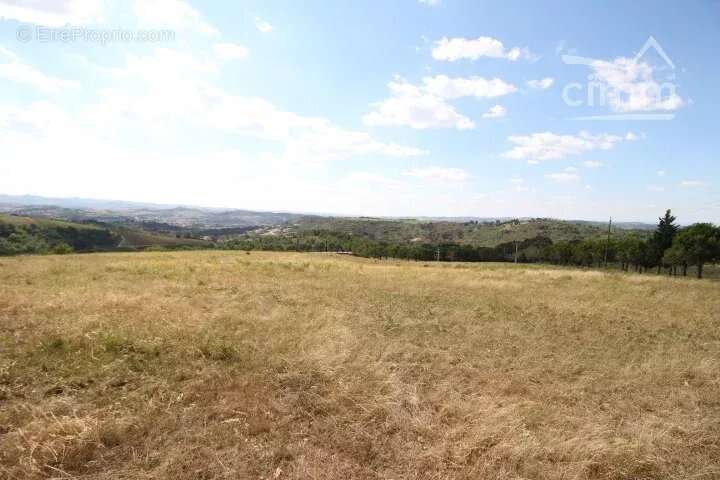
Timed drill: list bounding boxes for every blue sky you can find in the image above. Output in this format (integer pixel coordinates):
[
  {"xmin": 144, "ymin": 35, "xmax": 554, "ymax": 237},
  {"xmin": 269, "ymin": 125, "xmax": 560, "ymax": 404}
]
[{"xmin": 0, "ymin": 0, "xmax": 718, "ymax": 222}]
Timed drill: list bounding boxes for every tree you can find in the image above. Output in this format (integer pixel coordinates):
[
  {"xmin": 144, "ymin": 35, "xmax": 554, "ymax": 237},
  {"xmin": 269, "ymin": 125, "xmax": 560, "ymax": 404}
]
[
  {"xmin": 662, "ymin": 244, "xmax": 687, "ymax": 276},
  {"xmin": 51, "ymin": 242, "xmax": 74, "ymax": 255},
  {"xmin": 650, "ymin": 209, "xmax": 679, "ymax": 272},
  {"xmin": 673, "ymin": 223, "xmax": 720, "ymax": 279}
]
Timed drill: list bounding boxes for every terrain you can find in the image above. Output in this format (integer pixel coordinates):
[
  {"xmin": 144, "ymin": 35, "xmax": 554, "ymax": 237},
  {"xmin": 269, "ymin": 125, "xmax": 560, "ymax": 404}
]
[
  {"xmin": 0, "ymin": 194, "xmax": 652, "ymax": 253},
  {"xmin": 1, "ymin": 251, "xmax": 718, "ymax": 479}
]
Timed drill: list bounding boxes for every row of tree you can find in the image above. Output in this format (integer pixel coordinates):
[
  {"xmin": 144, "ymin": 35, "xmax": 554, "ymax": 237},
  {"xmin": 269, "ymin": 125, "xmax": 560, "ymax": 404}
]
[
  {"xmin": 219, "ymin": 210, "xmax": 719, "ymax": 279},
  {"xmin": 538, "ymin": 211, "xmax": 720, "ymax": 278}
]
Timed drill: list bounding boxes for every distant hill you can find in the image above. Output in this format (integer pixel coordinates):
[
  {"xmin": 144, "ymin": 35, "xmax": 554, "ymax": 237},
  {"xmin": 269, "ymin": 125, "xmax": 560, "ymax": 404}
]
[
  {"xmin": 292, "ymin": 217, "xmax": 649, "ymax": 248},
  {"xmin": 0, "ymin": 194, "xmax": 655, "ymax": 251},
  {"xmin": 1, "ymin": 199, "xmax": 308, "ymax": 229}
]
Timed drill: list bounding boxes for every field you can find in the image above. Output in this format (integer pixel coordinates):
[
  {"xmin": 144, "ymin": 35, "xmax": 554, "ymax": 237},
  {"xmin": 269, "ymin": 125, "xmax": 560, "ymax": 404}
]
[{"xmin": 1, "ymin": 252, "xmax": 719, "ymax": 479}]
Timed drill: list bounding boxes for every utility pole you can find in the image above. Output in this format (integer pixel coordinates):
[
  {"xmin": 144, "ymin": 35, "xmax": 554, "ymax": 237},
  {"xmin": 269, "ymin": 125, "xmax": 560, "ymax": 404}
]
[
  {"xmin": 603, "ymin": 217, "xmax": 612, "ymax": 267},
  {"xmin": 436, "ymin": 246, "xmax": 440, "ymax": 262},
  {"xmin": 514, "ymin": 241, "xmax": 518, "ymax": 264}
]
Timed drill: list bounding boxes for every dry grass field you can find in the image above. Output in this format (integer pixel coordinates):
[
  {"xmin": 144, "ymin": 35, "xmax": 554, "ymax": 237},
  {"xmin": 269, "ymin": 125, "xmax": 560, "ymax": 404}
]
[{"xmin": 1, "ymin": 251, "xmax": 719, "ymax": 479}]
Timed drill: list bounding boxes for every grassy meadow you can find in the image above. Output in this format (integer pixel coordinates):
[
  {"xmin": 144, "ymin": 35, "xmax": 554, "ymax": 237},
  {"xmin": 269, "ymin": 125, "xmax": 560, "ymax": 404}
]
[{"xmin": 1, "ymin": 251, "xmax": 719, "ymax": 479}]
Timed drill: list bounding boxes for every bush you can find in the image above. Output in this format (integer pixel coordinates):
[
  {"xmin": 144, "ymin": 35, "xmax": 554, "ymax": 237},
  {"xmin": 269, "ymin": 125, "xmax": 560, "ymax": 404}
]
[{"xmin": 51, "ymin": 243, "xmax": 74, "ymax": 255}]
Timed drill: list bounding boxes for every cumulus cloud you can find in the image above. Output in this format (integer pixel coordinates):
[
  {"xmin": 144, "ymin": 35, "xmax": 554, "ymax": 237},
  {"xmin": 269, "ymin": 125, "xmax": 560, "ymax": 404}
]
[
  {"xmin": 364, "ymin": 77, "xmax": 474, "ymax": 130},
  {"xmin": 418, "ymin": 0, "xmax": 441, "ymax": 5},
  {"xmin": 404, "ymin": 167, "xmax": 470, "ymax": 182},
  {"xmin": 0, "ymin": 50, "xmax": 79, "ymax": 93},
  {"xmin": 46, "ymin": 48, "xmax": 426, "ymax": 164},
  {"xmin": 254, "ymin": 16, "xmax": 273, "ymax": 33},
  {"xmin": 213, "ymin": 43, "xmax": 249, "ymax": 61},
  {"xmin": 589, "ymin": 57, "xmax": 684, "ymax": 112},
  {"xmin": 583, "ymin": 160, "xmax": 602, "ymax": 168},
  {"xmin": 364, "ymin": 75, "xmax": 516, "ymax": 129},
  {"xmin": 0, "ymin": 0, "xmax": 104, "ymax": 26},
  {"xmin": 647, "ymin": 185, "xmax": 665, "ymax": 192},
  {"xmin": 432, "ymin": 36, "xmax": 531, "ymax": 62},
  {"xmin": 284, "ymin": 128, "xmax": 427, "ymax": 163},
  {"xmin": 133, "ymin": 0, "xmax": 218, "ymax": 35},
  {"xmin": 482, "ymin": 105, "xmax": 507, "ymax": 119},
  {"xmin": 503, "ymin": 131, "xmax": 625, "ymax": 163},
  {"xmin": 526, "ymin": 77, "xmax": 554, "ymax": 90},
  {"xmin": 422, "ymin": 75, "xmax": 517, "ymax": 99}
]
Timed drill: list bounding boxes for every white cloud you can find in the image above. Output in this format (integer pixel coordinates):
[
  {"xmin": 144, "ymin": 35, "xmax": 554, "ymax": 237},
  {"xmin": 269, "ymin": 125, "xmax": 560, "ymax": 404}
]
[
  {"xmin": 482, "ymin": 104, "xmax": 507, "ymax": 119},
  {"xmin": 647, "ymin": 185, "xmax": 665, "ymax": 192},
  {"xmin": 404, "ymin": 167, "xmax": 470, "ymax": 182},
  {"xmin": 423, "ymin": 75, "xmax": 517, "ymax": 99},
  {"xmin": 0, "ymin": 101, "xmax": 68, "ymax": 136},
  {"xmin": 508, "ymin": 177, "xmax": 530, "ymax": 192},
  {"xmin": 418, "ymin": 0, "xmax": 441, "ymax": 5},
  {"xmin": 343, "ymin": 172, "xmax": 407, "ymax": 191},
  {"xmin": 0, "ymin": 54, "xmax": 79, "ymax": 93},
  {"xmin": 0, "ymin": 0, "xmax": 104, "ymax": 26},
  {"xmin": 132, "ymin": 0, "xmax": 217, "ymax": 36},
  {"xmin": 283, "ymin": 127, "xmax": 427, "ymax": 163},
  {"xmin": 213, "ymin": 43, "xmax": 249, "ymax": 61},
  {"xmin": 583, "ymin": 160, "xmax": 602, "ymax": 168},
  {"xmin": 564, "ymin": 166, "xmax": 578, "ymax": 172},
  {"xmin": 526, "ymin": 77, "xmax": 554, "ymax": 90},
  {"xmin": 0, "ymin": 44, "xmax": 18, "ymax": 61},
  {"xmin": 364, "ymin": 75, "xmax": 516, "ymax": 129},
  {"xmin": 657, "ymin": 170, "xmax": 666, "ymax": 177},
  {"xmin": 625, "ymin": 131, "xmax": 639, "ymax": 141},
  {"xmin": 432, "ymin": 36, "xmax": 530, "ymax": 62},
  {"xmin": 589, "ymin": 57, "xmax": 684, "ymax": 112},
  {"xmin": 503, "ymin": 131, "xmax": 624, "ymax": 163},
  {"xmin": 48, "ymin": 48, "xmax": 426, "ymax": 164},
  {"xmin": 679, "ymin": 180, "xmax": 707, "ymax": 188},
  {"xmin": 545, "ymin": 172, "xmax": 581, "ymax": 183},
  {"xmin": 364, "ymin": 77, "xmax": 474, "ymax": 130},
  {"xmin": 254, "ymin": 16, "xmax": 273, "ymax": 33}
]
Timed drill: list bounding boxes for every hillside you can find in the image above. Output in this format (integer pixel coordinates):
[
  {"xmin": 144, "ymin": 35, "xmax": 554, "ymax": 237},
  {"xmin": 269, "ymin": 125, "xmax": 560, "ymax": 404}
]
[
  {"xmin": 0, "ymin": 214, "xmax": 120, "ymax": 254},
  {"xmin": 292, "ymin": 217, "xmax": 647, "ymax": 247},
  {"xmin": 115, "ymin": 227, "xmax": 210, "ymax": 249},
  {"xmin": 1, "ymin": 251, "xmax": 718, "ymax": 479},
  {"xmin": 0, "ymin": 214, "xmax": 210, "ymax": 254}
]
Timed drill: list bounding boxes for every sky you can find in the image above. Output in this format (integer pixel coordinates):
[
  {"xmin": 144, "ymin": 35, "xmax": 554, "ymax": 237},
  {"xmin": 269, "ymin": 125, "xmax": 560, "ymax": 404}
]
[{"xmin": 0, "ymin": 0, "xmax": 718, "ymax": 222}]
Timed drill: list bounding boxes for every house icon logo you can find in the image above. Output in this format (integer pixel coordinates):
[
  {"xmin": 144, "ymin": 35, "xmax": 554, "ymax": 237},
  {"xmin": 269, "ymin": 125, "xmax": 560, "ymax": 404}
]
[
  {"xmin": 634, "ymin": 36, "xmax": 674, "ymax": 70},
  {"xmin": 560, "ymin": 36, "xmax": 682, "ymax": 121}
]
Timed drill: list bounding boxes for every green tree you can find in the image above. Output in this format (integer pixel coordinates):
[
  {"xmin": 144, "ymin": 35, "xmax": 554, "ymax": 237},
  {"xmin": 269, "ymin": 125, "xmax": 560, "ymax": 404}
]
[
  {"xmin": 51, "ymin": 242, "xmax": 74, "ymax": 255},
  {"xmin": 673, "ymin": 223, "xmax": 720, "ymax": 279},
  {"xmin": 650, "ymin": 209, "xmax": 679, "ymax": 272},
  {"xmin": 662, "ymin": 244, "xmax": 687, "ymax": 276}
]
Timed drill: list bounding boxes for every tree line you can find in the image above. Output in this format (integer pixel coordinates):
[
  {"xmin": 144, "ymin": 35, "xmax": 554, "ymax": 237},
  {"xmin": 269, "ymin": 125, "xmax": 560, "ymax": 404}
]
[
  {"xmin": 220, "ymin": 210, "xmax": 719, "ymax": 279},
  {"xmin": 0, "ymin": 220, "xmax": 119, "ymax": 256},
  {"xmin": 539, "ymin": 211, "xmax": 719, "ymax": 278}
]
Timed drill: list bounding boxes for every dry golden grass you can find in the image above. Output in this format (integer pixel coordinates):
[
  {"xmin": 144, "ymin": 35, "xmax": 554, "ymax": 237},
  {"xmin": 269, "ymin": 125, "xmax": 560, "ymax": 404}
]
[{"xmin": 1, "ymin": 251, "xmax": 719, "ymax": 479}]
